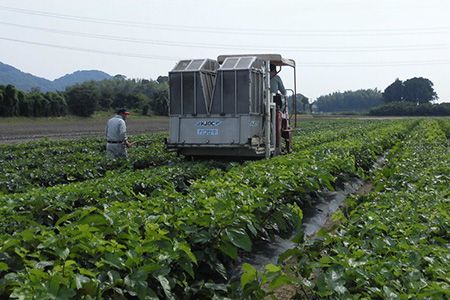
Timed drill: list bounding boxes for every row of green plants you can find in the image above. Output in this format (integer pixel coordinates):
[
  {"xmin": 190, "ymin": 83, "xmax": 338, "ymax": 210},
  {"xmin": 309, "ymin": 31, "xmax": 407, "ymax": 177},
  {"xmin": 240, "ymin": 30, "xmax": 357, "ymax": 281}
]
[
  {"xmin": 267, "ymin": 119, "xmax": 449, "ymax": 298},
  {"xmin": 0, "ymin": 161, "xmax": 230, "ymax": 232},
  {"xmin": 293, "ymin": 119, "xmax": 390, "ymax": 150},
  {"xmin": 438, "ymin": 118, "xmax": 450, "ymax": 137},
  {"xmin": 0, "ymin": 119, "xmax": 388, "ymax": 195},
  {"xmin": 0, "ymin": 160, "xmax": 231, "ymax": 299},
  {"xmin": 0, "ymin": 133, "xmax": 179, "ymax": 194},
  {"xmin": 0, "ymin": 120, "xmax": 415, "ymax": 298}
]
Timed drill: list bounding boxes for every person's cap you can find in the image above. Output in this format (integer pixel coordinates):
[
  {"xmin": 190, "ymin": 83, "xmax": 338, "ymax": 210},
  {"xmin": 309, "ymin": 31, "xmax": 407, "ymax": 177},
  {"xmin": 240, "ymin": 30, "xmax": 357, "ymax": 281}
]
[{"xmin": 117, "ymin": 108, "xmax": 130, "ymax": 115}]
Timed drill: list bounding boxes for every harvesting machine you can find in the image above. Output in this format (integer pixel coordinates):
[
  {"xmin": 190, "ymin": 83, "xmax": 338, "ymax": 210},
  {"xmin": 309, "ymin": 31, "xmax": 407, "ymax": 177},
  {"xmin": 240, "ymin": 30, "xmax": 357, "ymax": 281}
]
[{"xmin": 165, "ymin": 54, "xmax": 297, "ymax": 159}]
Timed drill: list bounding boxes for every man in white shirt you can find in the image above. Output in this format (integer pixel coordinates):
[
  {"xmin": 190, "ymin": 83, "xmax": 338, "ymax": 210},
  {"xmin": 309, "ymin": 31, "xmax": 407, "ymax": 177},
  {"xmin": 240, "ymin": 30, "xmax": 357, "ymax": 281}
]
[
  {"xmin": 105, "ymin": 108, "xmax": 132, "ymax": 158},
  {"xmin": 270, "ymin": 64, "xmax": 286, "ymax": 110},
  {"xmin": 270, "ymin": 64, "xmax": 286, "ymax": 96}
]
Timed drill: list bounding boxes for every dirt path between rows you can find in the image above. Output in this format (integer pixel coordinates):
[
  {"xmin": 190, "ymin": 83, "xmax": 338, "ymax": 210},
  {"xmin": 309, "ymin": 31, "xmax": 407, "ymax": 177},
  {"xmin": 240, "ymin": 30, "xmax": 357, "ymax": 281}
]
[{"xmin": 0, "ymin": 117, "xmax": 169, "ymax": 144}]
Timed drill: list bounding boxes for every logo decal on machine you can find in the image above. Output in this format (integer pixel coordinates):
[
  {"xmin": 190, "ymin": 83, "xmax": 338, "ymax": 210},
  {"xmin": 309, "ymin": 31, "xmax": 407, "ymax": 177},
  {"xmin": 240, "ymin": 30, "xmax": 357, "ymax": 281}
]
[
  {"xmin": 249, "ymin": 121, "xmax": 258, "ymax": 127},
  {"xmin": 197, "ymin": 129, "xmax": 219, "ymax": 136},
  {"xmin": 196, "ymin": 120, "xmax": 222, "ymax": 127}
]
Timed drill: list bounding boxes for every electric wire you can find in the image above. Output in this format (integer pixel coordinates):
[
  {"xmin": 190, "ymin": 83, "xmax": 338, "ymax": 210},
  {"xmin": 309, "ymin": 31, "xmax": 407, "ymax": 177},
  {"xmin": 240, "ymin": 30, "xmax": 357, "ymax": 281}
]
[
  {"xmin": 1, "ymin": 21, "xmax": 450, "ymax": 53},
  {"xmin": 2, "ymin": 36, "xmax": 450, "ymax": 67},
  {"xmin": 1, "ymin": 5, "xmax": 450, "ymax": 37},
  {"xmin": 0, "ymin": 36, "xmax": 180, "ymax": 61}
]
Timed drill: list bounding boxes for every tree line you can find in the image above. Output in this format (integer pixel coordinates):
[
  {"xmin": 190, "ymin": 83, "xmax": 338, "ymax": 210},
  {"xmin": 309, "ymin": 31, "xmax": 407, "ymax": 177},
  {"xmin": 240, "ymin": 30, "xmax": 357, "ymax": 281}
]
[
  {"xmin": 66, "ymin": 75, "xmax": 169, "ymax": 117},
  {"xmin": 311, "ymin": 77, "xmax": 447, "ymax": 116},
  {"xmin": 370, "ymin": 77, "xmax": 448, "ymax": 115},
  {"xmin": 1, "ymin": 74, "xmax": 446, "ymax": 117},
  {"xmin": 0, "ymin": 75, "xmax": 169, "ymax": 117},
  {"xmin": 382, "ymin": 77, "xmax": 437, "ymax": 104},
  {"xmin": 0, "ymin": 85, "xmax": 67, "ymax": 117},
  {"xmin": 313, "ymin": 89, "xmax": 383, "ymax": 113},
  {"xmin": 370, "ymin": 102, "xmax": 450, "ymax": 116},
  {"xmin": 287, "ymin": 93, "xmax": 310, "ymax": 113}
]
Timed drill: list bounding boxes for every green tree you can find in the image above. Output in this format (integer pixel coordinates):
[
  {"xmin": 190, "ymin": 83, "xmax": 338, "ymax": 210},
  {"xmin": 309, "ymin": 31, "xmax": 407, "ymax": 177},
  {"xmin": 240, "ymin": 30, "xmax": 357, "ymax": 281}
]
[
  {"xmin": 157, "ymin": 76, "xmax": 169, "ymax": 84},
  {"xmin": 27, "ymin": 92, "xmax": 50, "ymax": 117},
  {"xmin": 0, "ymin": 85, "xmax": 19, "ymax": 116},
  {"xmin": 151, "ymin": 88, "xmax": 169, "ymax": 115},
  {"xmin": 0, "ymin": 87, "xmax": 4, "ymax": 116},
  {"xmin": 66, "ymin": 84, "xmax": 98, "ymax": 117},
  {"xmin": 18, "ymin": 92, "xmax": 33, "ymax": 117},
  {"xmin": 301, "ymin": 97, "xmax": 310, "ymax": 112},
  {"xmin": 124, "ymin": 93, "xmax": 148, "ymax": 110},
  {"xmin": 383, "ymin": 79, "xmax": 403, "ymax": 102},
  {"xmin": 47, "ymin": 92, "xmax": 68, "ymax": 116},
  {"xmin": 403, "ymin": 77, "xmax": 437, "ymax": 104},
  {"xmin": 287, "ymin": 93, "xmax": 308, "ymax": 113}
]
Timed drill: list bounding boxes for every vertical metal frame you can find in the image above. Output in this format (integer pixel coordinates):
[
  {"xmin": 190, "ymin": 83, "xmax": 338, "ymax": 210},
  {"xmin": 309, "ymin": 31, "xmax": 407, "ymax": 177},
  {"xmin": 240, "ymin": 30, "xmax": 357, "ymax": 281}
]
[
  {"xmin": 201, "ymin": 72, "xmax": 211, "ymax": 116},
  {"xmin": 264, "ymin": 60, "xmax": 271, "ymax": 159},
  {"xmin": 271, "ymin": 103, "xmax": 276, "ymax": 148},
  {"xmin": 208, "ymin": 73, "xmax": 216, "ymax": 115},
  {"xmin": 180, "ymin": 73, "xmax": 184, "ymax": 115},
  {"xmin": 293, "ymin": 65, "xmax": 297, "ymax": 128},
  {"xmin": 193, "ymin": 72, "xmax": 197, "ymax": 115},
  {"xmin": 258, "ymin": 72, "xmax": 262, "ymax": 114},
  {"xmin": 251, "ymin": 71, "xmax": 255, "ymax": 113},
  {"xmin": 220, "ymin": 72, "xmax": 224, "ymax": 114},
  {"xmin": 234, "ymin": 70, "xmax": 238, "ymax": 115}
]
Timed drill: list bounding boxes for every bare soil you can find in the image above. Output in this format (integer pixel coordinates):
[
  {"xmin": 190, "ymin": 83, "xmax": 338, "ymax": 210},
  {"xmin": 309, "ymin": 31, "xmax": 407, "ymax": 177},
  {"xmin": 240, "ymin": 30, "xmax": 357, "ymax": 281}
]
[
  {"xmin": 0, "ymin": 116, "xmax": 169, "ymax": 144},
  {"xmin": 1, "ymin": 115, "xmax": 421, "ymax": 145}
]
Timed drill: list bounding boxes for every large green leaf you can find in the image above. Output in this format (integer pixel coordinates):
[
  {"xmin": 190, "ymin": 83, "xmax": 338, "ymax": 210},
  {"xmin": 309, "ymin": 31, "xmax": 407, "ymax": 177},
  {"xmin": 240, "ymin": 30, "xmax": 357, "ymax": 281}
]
[
  {"xmin": 268, "ymin": 274, "xmax": 293, "ymax": 290},
  {"xmin": 218, "ymin": 240, "xmax": 238, "ymax": 260},
  {"xmin": 241, "ymin": 263, "xmax": 257, "ymax": 289},
  {"xmin": 225, "ymin": 228, "xmax": 252, "ymax": 252},
  {"xmin": 157, "ymin": 275, "xmax": 174, "ymax": 300},
  {"xmin": 0, "ymin": 262, "xmax": 8, "ymax": 272}
]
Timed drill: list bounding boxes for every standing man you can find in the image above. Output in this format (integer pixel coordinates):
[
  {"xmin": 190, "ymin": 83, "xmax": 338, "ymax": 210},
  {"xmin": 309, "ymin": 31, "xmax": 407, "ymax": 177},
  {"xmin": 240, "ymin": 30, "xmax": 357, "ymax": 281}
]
[{"xmin": 106, "ymin": 108, "xmax": 132, "ymax": 158}]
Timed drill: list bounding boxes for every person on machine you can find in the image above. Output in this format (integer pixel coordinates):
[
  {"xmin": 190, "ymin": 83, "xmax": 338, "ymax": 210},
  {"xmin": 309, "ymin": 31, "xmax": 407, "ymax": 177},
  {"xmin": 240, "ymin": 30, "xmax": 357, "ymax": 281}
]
[{"xmin": 269, "ymin": 64, "xmax": 286, "ymax": 110}]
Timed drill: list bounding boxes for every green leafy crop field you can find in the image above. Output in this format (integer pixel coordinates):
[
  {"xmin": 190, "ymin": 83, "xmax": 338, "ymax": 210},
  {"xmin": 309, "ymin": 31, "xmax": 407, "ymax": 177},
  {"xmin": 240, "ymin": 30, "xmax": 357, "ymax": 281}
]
[{"xmin": 0, "ymin": 118, "xmax": 448, "ymax": 299}]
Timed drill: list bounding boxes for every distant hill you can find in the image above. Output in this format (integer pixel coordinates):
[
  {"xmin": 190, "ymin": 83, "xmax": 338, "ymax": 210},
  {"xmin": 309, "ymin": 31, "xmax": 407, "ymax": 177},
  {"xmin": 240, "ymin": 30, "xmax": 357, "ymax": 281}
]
[
  {"xmin": 0, "ymin": 62, "xmax": 111, "ymax": 92},
  {"xmin": 52, "ymin": 70, "xmax": 111, "ymax": 90}
]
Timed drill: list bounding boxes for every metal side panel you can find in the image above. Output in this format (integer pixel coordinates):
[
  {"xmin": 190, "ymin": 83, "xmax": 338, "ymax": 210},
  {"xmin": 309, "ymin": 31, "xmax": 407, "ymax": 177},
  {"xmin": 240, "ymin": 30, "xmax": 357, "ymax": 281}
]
[
  {"xmin": 179, "ymin": 117, "xmax": 241, "ymax": 144},
  {"xmin": 239, "ymin": 115, "xmax": 264, "ymax": 144},
  {"xmin": 168, "ymin": 117, "xmax": 180, "ymax": 143}
]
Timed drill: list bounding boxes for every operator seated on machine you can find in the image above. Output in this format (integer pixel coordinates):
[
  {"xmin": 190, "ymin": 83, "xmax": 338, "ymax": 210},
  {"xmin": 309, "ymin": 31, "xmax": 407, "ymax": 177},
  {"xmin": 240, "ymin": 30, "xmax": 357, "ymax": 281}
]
[{"xmin": 269, "ymin": 63, "xmax": 286, "ymax": 110}]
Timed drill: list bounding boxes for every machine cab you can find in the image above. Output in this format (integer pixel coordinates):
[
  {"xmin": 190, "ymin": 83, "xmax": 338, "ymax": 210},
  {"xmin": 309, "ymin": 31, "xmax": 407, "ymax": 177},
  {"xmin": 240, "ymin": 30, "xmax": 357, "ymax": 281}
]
[{"xmin": 166, "ymin": 54, "xmax": 297, "ymax": 159}]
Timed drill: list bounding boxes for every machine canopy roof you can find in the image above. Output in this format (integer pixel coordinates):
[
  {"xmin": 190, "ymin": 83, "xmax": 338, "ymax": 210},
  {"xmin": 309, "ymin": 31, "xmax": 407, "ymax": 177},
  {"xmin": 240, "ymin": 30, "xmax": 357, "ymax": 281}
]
[
  {"xmin": 217, "ymin": 54, "xmax": 295, "ymax": 67},
  {"xmin": 171, "ymin": 58, "xmax": 218, "ymax": 72}
]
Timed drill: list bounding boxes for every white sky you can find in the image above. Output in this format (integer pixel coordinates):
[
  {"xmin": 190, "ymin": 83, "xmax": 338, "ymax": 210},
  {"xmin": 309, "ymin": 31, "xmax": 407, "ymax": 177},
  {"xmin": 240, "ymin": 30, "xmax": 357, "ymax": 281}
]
[{"xmin": 0, "ymin": 0, "xmax": 449, "ymax": 102}]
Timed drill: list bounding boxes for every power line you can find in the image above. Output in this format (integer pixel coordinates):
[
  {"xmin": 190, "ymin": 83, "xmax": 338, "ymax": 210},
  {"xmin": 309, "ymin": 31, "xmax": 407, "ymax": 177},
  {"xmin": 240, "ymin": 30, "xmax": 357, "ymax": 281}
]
[
  {"xmin": 2, "ymin": 36, "xmax": 450, "ymax": 67},
  {"xmin": 0, "ymin": 36, "xmax": 180, "ymax": 61},
  {"xmin": 1, "ymin": 21, "xmax": 450, "ymax": 53},
  {"xmin": 1, "ymin": 5, "xmax": 450, "ymax": 37},
  {"xmin": 300, "ymin": 60, "xmax": 450, "ymax": 67}
]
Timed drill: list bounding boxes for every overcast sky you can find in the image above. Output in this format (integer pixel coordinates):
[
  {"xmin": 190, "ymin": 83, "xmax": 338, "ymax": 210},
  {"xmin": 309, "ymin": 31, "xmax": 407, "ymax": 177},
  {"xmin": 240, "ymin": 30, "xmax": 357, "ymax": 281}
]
[{"xmin": 0, "ymin": 0, "xmax": 449, "ymax": 102}]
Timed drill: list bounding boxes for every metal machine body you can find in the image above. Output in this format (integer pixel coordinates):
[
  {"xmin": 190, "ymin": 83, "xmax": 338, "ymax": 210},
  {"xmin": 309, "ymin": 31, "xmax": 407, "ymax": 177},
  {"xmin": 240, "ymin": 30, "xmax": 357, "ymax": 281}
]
[{"xmin": 166, "ymin": 54, "xmax": 296, "ymax": 158}]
